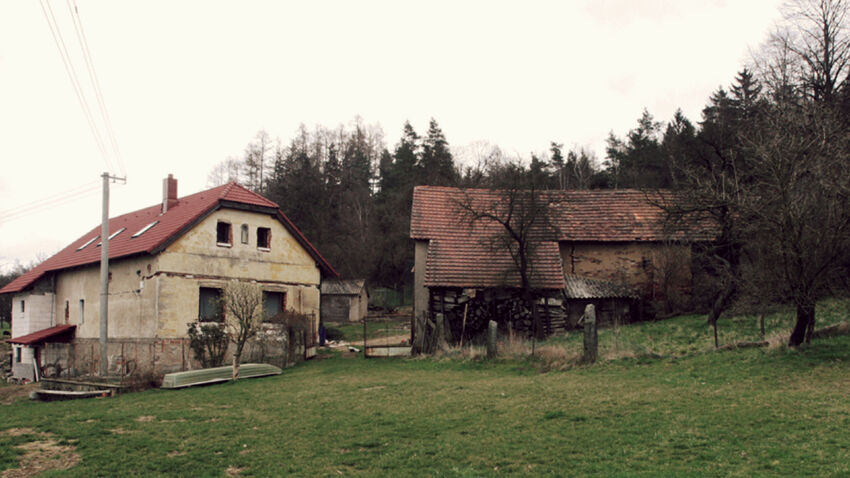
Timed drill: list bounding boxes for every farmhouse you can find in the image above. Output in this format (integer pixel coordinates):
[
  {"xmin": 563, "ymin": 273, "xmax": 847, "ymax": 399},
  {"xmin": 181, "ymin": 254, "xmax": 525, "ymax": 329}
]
[
  {"xmin": 1, "ymin": 176, "xmax": 336, "ymax": 381},
  {"xmin": 410, "ymin": 186, "xmax": 712, "ymax": 340}
]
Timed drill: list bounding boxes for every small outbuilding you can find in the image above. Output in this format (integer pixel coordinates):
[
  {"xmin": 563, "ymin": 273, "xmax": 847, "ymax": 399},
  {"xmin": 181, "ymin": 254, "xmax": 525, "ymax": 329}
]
[
  {"xmin": 321, "ymin": 279, "xmax": 369, "ymax": 323},
  {"xmin": 562, "ymin": 274, "xmax": 639, "ymax": 328}
]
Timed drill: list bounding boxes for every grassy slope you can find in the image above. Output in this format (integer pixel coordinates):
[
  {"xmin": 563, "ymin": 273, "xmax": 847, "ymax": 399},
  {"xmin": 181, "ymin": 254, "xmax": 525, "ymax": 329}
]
[{"xmin": 1, "ymin": 305, "xmax": 849, "ymax": 477}]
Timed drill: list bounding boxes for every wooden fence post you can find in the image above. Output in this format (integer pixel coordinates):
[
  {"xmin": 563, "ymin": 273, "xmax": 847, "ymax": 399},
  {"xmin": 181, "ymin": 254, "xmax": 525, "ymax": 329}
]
[
  {"xmin": 582, "ymin": 304, "xmax": 597, "ymax": 363},
  {"xmin": 487, "ymin": 320, "xmax": 498, "ymax": 359}
]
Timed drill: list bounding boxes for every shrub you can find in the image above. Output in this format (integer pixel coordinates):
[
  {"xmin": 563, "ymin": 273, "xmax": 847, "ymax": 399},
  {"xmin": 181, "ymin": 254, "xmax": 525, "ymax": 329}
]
[{"xmin": 187, "ymin": 322, "xmax": 229, "ymax": 368}]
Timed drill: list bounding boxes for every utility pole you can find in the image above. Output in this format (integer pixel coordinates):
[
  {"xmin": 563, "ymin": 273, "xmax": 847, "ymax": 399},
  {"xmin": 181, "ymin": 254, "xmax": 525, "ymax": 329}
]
[{"xmin": 100, "ymin": 172, "xmax": 126, "ymax": 377}]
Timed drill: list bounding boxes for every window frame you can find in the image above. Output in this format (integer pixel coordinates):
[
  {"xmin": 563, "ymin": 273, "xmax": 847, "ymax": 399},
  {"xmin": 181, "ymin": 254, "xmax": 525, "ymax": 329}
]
[
  {"xmin": 262, "ymin": 290, "xmax": 287, "ymax": 322},
  {"xmin": 257, "ymin": 227, "xmax": 271, "ymax": 250},
  {"xmin": 199, "ymin": 287, "xmax": 224, "ymax": 323},
  {"xmin": 216, "ymin": 221, "xmax": 232, "ymax": 247}
]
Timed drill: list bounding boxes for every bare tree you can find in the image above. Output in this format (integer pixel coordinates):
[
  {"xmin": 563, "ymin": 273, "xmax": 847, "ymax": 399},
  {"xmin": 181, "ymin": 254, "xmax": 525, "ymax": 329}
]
[
  {"xmin": 741, "ymin": 102, "xmax": 850, "ymax": 346},
  {"xmin": 455, "ymin": 160, "xmax": 562, "ymax": 342},
  {"xmin": 222, "ymin": 281, "xmax": 264, "ymax": 380},
  {"xmin": 207, "ymin": 156, "xmax": 244, "ymax": 187},
  {"xmin": 755, "ymin": 0, "xmax": 850, "ymax": 103},
  {"xmin": 244, "ymin": 130, "xmax": 275, "ymax": 193}
]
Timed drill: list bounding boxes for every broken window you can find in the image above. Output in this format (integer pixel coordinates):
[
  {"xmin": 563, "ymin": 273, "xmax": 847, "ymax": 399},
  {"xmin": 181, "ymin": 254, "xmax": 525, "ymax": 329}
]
[
  {"xmin": 257, "ymin": 227, "xmax": 271, "ymax": 249},
  {"xmin": 216, "ymin": 222, "xmax": 231, "ymax": 245},
  {"xmin": 241, "ymin": 224, "xmax": 249, "ymax": 244},
  {"xmin": 199, "ymin": 287, "xmax": 223, "ymax": 322},
  {"xmin": 263, "ymin": 291, "xmax": 286, "ymax": 321}
]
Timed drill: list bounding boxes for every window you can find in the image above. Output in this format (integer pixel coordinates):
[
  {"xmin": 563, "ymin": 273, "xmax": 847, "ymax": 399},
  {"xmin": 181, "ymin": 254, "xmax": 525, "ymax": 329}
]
[
  {"xmin": 199, "ymin": 287, "xmax": 223, "ymax": 322},
  {"xmin": 257, "ymin": 227, "xmax": 271, "ymax": 250},
  {"xmin": 77, "ymin": 236, "xmax": 98, "ymax": 251},
  {"xmin": 79, "ymin": 299, "xmax": 85, "ymax": 325},
  {"xmin": 216, "ymin": 222, "xmax": 232, "ymax": 245},
  {"xmin": 20, "ymin": 300, "xmax": 24, "ymax": 313},
  {"xmin": 241, "ymin": 224, "xmax": 249, "ymax": 244},
  {"xmin": 263, "ymin": 291, "xmax": 286, "ymax": 321},
  {"xmin": 132, "ymin": 221, "xmax": 159, "ymax": 238},
  {"xmin": 97, "ymin": 228, "xmax": 126, "ymax": 246},
  {"xmin": 64, "ymin": 300, "xmax": 70, "ymax": 324},
  {"xmin": 15, "ymin": 347, "xmax": 21, "ymax": 363}
]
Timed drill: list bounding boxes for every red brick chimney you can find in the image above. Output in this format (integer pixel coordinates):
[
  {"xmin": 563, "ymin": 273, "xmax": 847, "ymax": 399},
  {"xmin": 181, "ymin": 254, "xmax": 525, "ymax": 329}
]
[{"xmin": 162, "ymin": 174, "xmax": 178, "ymax": 213}]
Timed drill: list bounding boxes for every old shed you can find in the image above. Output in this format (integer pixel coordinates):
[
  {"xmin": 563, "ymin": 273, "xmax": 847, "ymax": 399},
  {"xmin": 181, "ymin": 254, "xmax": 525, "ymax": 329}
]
[{"xmin": 321, "ymin": 279, "xmax": 368, "ymax": 323}]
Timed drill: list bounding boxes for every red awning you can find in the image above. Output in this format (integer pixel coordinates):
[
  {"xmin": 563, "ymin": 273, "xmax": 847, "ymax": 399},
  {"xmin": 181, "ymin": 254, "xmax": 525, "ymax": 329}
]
[{"xmin": 8, "ymin": 324, "xmax": 76, "ymax": 345}]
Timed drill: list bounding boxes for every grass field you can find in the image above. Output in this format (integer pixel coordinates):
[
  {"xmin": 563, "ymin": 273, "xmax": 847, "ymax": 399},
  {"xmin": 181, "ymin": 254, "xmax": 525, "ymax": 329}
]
[
  {"xmin": 327, "ymin": 314, "xmax": 411, "ymax": 344},
  {"xmin": 1, "ymin": 303, "xmax": 849, "ymax": 476}
]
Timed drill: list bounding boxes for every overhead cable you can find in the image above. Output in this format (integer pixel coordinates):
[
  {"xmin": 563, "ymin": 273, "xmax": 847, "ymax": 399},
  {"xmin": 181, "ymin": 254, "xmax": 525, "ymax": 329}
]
[
  {"xmin": 66, "ymin": 0, "xmax": 125, "ymax": 176},
  {"xmin": 39, "ymin": 0, "xmax": 115, "ymax": 174}
]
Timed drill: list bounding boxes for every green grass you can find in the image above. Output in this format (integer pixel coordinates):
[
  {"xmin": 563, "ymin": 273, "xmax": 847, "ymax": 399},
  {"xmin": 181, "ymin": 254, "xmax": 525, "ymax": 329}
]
[
  {"xmin": 1, "ymin": 302, "xmax": 849, "ymax": 476},
  {"xmin": 327, "ymin": 315, "xmax": 410, "ymax": 343},
  {"xmin": 543, "ymin": 297, "xmax": 850, "ymax": 359}
]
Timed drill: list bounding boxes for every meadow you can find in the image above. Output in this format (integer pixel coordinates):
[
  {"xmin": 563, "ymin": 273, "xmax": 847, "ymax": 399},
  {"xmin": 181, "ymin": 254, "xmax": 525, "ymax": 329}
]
[{"xmin": 1, "ymin": 301, "xmax": 849, "ymax": 477}]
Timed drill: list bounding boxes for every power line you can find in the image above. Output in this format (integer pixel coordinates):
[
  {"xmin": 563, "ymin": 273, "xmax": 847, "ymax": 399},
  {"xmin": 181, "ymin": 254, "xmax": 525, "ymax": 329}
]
[
  {"xmin": 66, "ymin": 0, "xmax": 125, "ymax": 177},
  {"xmin": 0, "ymin": 180, "xmax": 101, "ymax": 224},
  {"xmin": 39, "ymin": 0, "xmax": 115, "ymax": 174}
]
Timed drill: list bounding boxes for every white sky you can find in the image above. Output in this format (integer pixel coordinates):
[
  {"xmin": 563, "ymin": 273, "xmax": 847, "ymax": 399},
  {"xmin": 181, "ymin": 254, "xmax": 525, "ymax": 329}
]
[{"xmin": 0, "ymin": 0, "xmax": 782, "ymax": 272}]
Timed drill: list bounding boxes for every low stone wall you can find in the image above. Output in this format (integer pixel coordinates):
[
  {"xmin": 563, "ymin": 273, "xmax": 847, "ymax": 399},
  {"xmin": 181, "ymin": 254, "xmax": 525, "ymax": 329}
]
[
  {"xmin": 41, "ymin": 338, "xmax": 192, "ymax": 380},
  {"xmin": 34, "ymin": 323, "xmax": 314, "ymax": 382}
]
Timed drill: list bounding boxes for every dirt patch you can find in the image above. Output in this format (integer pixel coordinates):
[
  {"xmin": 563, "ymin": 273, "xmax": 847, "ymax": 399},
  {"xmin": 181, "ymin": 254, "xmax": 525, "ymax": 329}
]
[
  {"xmin": 167, "ymin": 450, "xmax": 186, "ymax": 458},
  {"xmin": 1, "ymin": 429, "xmax": 44, "ymax": 438},
  {"xmin": 135, "ymin": 416, "xmax": 156, "ymax": 422},
  {"xmin": 0, "ymin": 429, "xmax": 80, "ymax": 477},
  {"xmin": 0, "ymin": 384, "xmax": 38, "ymax": 405},
  {"xmin": 225, "ymin": 466, "xmax": 246, "ymax": 476}
]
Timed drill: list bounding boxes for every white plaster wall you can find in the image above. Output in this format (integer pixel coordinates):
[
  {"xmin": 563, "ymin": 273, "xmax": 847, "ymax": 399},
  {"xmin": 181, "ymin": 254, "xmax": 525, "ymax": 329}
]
[{"xmin": 11, "ymin": 292, "xmax": 55, "ymax": 337}]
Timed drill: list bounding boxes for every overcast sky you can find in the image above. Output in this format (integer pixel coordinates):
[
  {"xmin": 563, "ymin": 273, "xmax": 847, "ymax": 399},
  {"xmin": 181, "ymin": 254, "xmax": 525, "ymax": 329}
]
[{"xmin": 0, "ymin": 0, "xmax": 783, "ymax": 272}]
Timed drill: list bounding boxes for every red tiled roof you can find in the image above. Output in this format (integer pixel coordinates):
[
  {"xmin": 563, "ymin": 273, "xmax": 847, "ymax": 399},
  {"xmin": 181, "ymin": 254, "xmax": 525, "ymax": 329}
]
[
  {"xmin": 8, "ymin": 324, "xmax": 76, "ymax": 345},
  {"xmin": 411, "ymin": 186, "xmax": 713, "ymax": 290},
  {"xmin": 1, "ymin": 182, "xmax": 336, "ymax": 294},
  {"xmin": 412, "ymin": 186, "xmax": 712, "ymax": 243},
  {"xmin": 426, "ymin": 239, "xmax": 565, "ymax": 289},
  {"xmin": 412, "ymin": 187, "xmax": 566, "ymax": 289}
]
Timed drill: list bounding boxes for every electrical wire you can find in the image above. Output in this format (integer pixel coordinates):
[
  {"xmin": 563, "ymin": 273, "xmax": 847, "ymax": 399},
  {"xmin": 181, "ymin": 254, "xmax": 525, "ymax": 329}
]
[
  {"xmin": 39, "ymin": 0, "xmax": 115, "ymax": 174},
  {"xmin": 0, "ymin": 181, "xmax": 101, "ymax": 224},
  {"xmin": 66, "ymin": 0, "xmax": 125, "ymax": 177}
]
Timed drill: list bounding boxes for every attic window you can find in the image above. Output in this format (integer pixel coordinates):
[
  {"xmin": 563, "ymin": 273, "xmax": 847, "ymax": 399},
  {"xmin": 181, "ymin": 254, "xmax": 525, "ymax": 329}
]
[
  {"xmin": 97, "ymin": 228, "xmax": 126, "ymax": 246},
  {"xmin": 257, "ymin": 227, "xmax": 271, "ymax": 250},
  {"xmin": 77, "ymin": 236, "xmax": 99, "ymax": 251},
  {"xmin": 132, "ymin": 221, "xmax": 159, "ymax": 238},
  {"xmin": 217, "ymin": 221, "xmax": 232, "ymax": 246}
]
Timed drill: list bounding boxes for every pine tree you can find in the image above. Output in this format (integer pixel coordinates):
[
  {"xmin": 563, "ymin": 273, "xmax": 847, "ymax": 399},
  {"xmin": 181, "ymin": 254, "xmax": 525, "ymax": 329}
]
[{"xmin": 420, "ymin": 118, "xmax": 457, "ymax": 186}]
